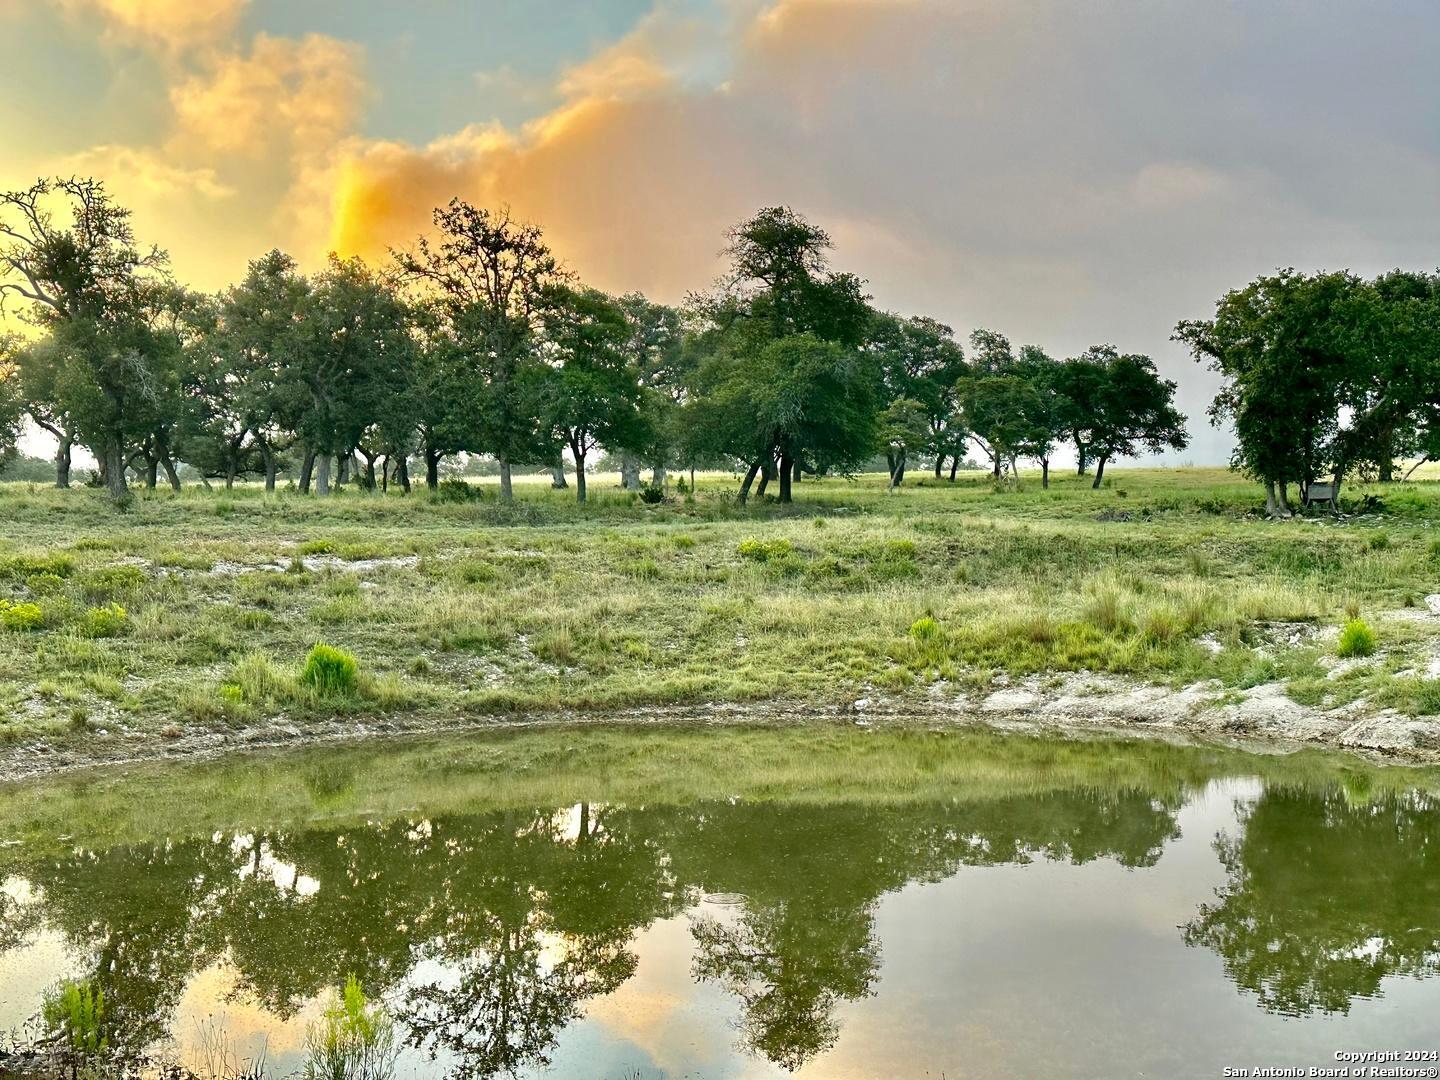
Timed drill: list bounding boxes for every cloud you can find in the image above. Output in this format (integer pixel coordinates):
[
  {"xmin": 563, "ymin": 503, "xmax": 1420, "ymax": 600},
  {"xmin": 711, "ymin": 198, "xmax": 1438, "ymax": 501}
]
[
  {"xmin": 57, "ymin": 0, "xmax": 249, "ymax": 49},
  {"xmin": 59, "ymin": 145, "xmax": 234, "ymax": 200},
  {"xmin": 168, "ymin": 33, "xmax": 366, "ymax": 162},
  {"xmin": 306, "ymin": 0, "xmax": 1440, "ymax": 464},
  {"xmin": 18, "ymin": 0, "xmax": 1440, "ymax": 464}
]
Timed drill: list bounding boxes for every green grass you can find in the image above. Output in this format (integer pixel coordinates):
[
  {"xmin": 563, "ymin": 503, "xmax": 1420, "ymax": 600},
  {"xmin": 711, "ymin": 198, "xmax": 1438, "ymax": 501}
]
[{"xmin": 0, "ymin": 465, "xmax": 1435, "ymax": 751}]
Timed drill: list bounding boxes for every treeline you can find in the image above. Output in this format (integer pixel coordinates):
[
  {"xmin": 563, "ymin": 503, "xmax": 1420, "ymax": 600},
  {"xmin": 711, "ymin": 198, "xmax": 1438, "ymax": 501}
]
[
  {"xmin": 1178, "ymin": 269, "xmax": 1440, "ymax": 516},
  {"xmin": 0, "ymin": 177, "xmax": 1189, "ymax": 502}
]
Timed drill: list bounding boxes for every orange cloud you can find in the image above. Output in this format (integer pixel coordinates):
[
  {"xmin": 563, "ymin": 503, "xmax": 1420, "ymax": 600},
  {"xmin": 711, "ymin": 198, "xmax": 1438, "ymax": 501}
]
[
  {"xmin": 57, "ymin": 0, "xmax": 249, "ymax": 49},
  {"xmin": 169, "ymin": 33, "xmax": 366, "ymax": 162}
]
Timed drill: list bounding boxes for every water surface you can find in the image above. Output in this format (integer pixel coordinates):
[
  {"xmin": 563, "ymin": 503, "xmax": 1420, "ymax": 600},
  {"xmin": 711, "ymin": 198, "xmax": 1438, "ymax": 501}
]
[{"xmin": 1, "ymin": 728, "xmax": 1438, "ymax": 1078}]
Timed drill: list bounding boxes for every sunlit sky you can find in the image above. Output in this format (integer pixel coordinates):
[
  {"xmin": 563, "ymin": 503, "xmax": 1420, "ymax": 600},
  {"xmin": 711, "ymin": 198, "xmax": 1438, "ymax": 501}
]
[{"xmin": 3, "ymin": 0, "xmax": 1439, "ymax": 463}]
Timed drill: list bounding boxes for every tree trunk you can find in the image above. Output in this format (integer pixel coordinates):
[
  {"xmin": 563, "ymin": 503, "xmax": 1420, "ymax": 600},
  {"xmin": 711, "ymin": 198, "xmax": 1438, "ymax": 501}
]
[
  {"xmin": 738, "ymin": 457, "xmax": 763, "ymax": 505},
  {"xmin": 498, "ymin": 457, "xmax": 513, "ymax": 501},
  {"xmin": 1263, "ymin": 479, "xmax": 1293, "ymax": 519},
  {"xmin": 160, "ymin": 454, "xmax": 181, "ymax": 492},
  {"xmin": 1404, "ymin": 456, "xmax": 1432, "ymax": 482},
  {"xmin": 55, "ymin": 431, "xmax": 72, "ymax": 489},
  {"xmin": 360, "ymin": 452, "xmax": 377, "ymax": 491},
  {"xmin": 1279, "ymin": 480, "xmax": 1292, "ymax": 514},
  {"xmin": 778, "ymin": 454, "xmax": 793, "ymax": 503},
  {"xmin": 551, "ymin": 464, "xmax": 568, "ymax": 489},
  {"xmin": 381, "ymin": 456, "xmax": 390, "ymax": 493},
  {"xmin": 103, "ymin": 438, "xmax": 128, "ymax": 502},
  {"xmin": 144, "ymin": 454, "xmax": 158, "ymax": 490},
  {"xmin": 337, "ymin": 454, "xmax": 351, "ymax": 486},
  {"xmin": 933, "ymin": 455, "xmax": 943, "ymax": 479},
  {"xmin": 574, "ymin": 452, "xmax": 588, "ymax": 503},
  {"xmin": 1077, "ymin": 450, "xmax": 1088, "ymax": 476},
  {"xmin": 261, "ymin": 442, "xmax": 277, "ymax": 493},
  {"xmin": 299, "ymin": 447, "xmax": 315, "ymax": 494},
  {"xmin": 1378, "ymin": 426, "xmax": 1395, "ymax": 482},
  {"xmin": 396, "ymin": 457, "xmax": 411, "ymax": 493},
  {"xmin": 1091, "ymin": 456, "xmax": 1107, "ymax": 489},
  {"xmin": 1041, "ymin": 457, "xmax": 1050, "ymax": 490},
  {"xmin": 689, "ymin": 466, "xmax": 695, "ymax": 493},
  {"xmin": 653, "ymin": 464, "xmax": 668, "ymax": 488},
  {"xmin": 756, "ymin": 458, "xmax": 774, "ymax": 499},
  {"xmin": 316, "ymin": 454, "xmax": 332, "ymax": 496},
  {"xmin": 889, "ymin": 452, "xmax": 906, "ymax": 491},
  {"xmin": 425, "ymin": 448, "xmax": 441, "ymax": 491},
  {"xmin": 619, "ymin": 453, "xmax": 641, "ymax": 491},
  {"xmin": 992, "ymin": 453, "xmax": 1002, "ymax": 479},
  {"xmin": 949, "ymin": 454, "xmax": 959, "ymax": 482}
]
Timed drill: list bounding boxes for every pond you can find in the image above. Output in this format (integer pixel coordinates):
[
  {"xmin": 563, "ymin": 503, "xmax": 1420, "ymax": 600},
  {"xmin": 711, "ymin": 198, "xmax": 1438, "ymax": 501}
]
[{"xmin": 1, "ymin": 726, "xmax": 1439, "ymax": 1078}]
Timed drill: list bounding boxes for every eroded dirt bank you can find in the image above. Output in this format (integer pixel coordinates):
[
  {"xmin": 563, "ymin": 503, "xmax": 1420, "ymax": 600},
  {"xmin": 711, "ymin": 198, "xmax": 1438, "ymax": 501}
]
[{"xmin": 3, "ymin": 671, "xmax": 1438, "ymax": 784}]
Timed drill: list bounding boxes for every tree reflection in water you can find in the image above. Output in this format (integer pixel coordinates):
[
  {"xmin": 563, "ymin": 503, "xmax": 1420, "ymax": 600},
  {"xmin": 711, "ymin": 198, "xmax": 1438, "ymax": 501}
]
[
  {"xmin": 1183, "ymin": 786, "xmax": 1440, "ymax": 1016},
  {"xmin": 1, "ymin": 777, "xmax": 1436, "ymax": 1077}
]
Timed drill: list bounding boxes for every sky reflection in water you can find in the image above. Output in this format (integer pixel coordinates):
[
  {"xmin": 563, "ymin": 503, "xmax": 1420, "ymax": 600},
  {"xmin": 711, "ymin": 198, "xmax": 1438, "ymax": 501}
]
[{"xmin": 1, "ymin": 736, "xmax": 1439, "ymax": 1079}]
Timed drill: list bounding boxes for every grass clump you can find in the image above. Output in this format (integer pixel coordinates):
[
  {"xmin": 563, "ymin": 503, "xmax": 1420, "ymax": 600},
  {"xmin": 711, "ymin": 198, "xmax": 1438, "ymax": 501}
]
[
  {"xmin": 41, "ymin": 977, "xmax": 109, "ymax": 1060},
  {"xmin": 1337, "ymin": 619, "xmax": 1377, "ymax": 658},
  {"xmin": 738, "ymin": 536, "xmax": 794, "ymax": 562},
  {"xmin": 301, "ymin": 643, "xmax": 360, "ymax": 697},
  {"xmin": 303, "ymin": 975, "xmax": 399, "ymax": 1080},
  {"xmin": 79, "ymin": 564, "xmax": 147, "ymax": 601}
]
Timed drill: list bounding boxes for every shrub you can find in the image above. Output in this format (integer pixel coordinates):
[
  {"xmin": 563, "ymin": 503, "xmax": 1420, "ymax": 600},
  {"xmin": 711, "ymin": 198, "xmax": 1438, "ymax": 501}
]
[
  {"xmin": 434, "ymin": 478, "xmax": 481, "ymax": 503},
  {"xmin": 42, "ymin": 978, "xmax": 108, "ymax": 1059},
  {"xmin": 0, "ymin": 600, "xmax": 44, "ymax": 631},
  {"xmin": 1366, "ymin": 531, "xmax": 1391, "ymax": 551},
  {"xmin": 738, "ymin": 537, "xmax": 794, "ymax": 562},
  {"xmin": 301, "ymin": 643, "xmax": 359, "ymax": 696},
  {"xmin": 299, "ymin": 539, "xmax": 337, "ymax": 556},
  {"xmin": 1337, "ymin": 619, "xmax": 1376, "ymax": 658},
  {"xmin": 303, "ymin": 975, "xmax": 398, "ymax": 1080},
  {"xmin": 638, "ymin": 484, "xmax": 666, "ymax": 504},
  {"xmin": 81, "ymin": 603, "xmax": 127, "ymax": 638}
]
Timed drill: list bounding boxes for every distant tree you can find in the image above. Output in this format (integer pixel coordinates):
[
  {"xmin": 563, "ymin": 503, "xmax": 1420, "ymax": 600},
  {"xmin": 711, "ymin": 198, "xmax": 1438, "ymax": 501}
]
[
  {"xmin": 539, "ymin": 287, "xmax": 645, "ymax": 502},
  {"xmin": 396, "ymin": 201, "xmax": 567, "ymax": 501},
  {"xmin": 1342, "ymin": 271, "xmax": 1440, "ymax": 481},
  {"xmin": 872, "ymin": 313, "xmax": 968, "ymax": 479},
  {"xmin": 957, "ymin": 329, "xmax": 1017, "ymax": 477},
  {"xmin": 0, "ymin": 177, "xmax": 169, "ymax": 501},
  {"xmin": 1060, "ymin": 345, "xmax": 1188, "ymax": 489},
  {"xmin": 1010, "ymin": 346, "xmax": 1072, "ymax": 489},
  {"xmin": 688, "ymin": 207, "xmax": 878, "ymax": 503},
  {"xmin": 197, "ymin": 250, "xmax": 311, "ymax": 491},
  {"xmin": 10, "ymin": 333, "xmax": 79, "ymax": 486},
  {"xmin": 615, "ymin": 292, "xmax": 686, "ymax": 489},
  {"xmin": 878, "ymin": 396, "xmax": 930, "ymax": 489},
  {"xmin": 0, "ymin": 335, "xmax": 25, "ymax": 468},
  {"xmin": 290, "ymin": 257, "xmax": 415, "ymax": 495},
  {"xmin": 1175, "ymin": 271, "xmax": 1357, "ymax": 515}
]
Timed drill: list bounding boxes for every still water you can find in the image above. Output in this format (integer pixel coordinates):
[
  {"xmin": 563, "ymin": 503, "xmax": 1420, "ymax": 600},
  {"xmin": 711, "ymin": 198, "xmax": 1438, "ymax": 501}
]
[{"xmin": 1, "ymin": 728, "xmax": 1439, "ymax": 1079}]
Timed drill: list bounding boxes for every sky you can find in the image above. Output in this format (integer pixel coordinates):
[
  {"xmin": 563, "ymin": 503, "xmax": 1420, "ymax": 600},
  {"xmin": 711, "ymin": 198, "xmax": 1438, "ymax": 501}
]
[{"xmin": 3, "ymin": 0, "xmax": 1439, "ymax": 464}]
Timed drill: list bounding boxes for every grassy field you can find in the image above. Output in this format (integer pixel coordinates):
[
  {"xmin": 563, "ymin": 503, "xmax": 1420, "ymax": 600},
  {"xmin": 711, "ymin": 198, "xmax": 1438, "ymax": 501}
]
[{"xmin": 0, "ymin": 464, "xmax": 1438, "ymax": 756}]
